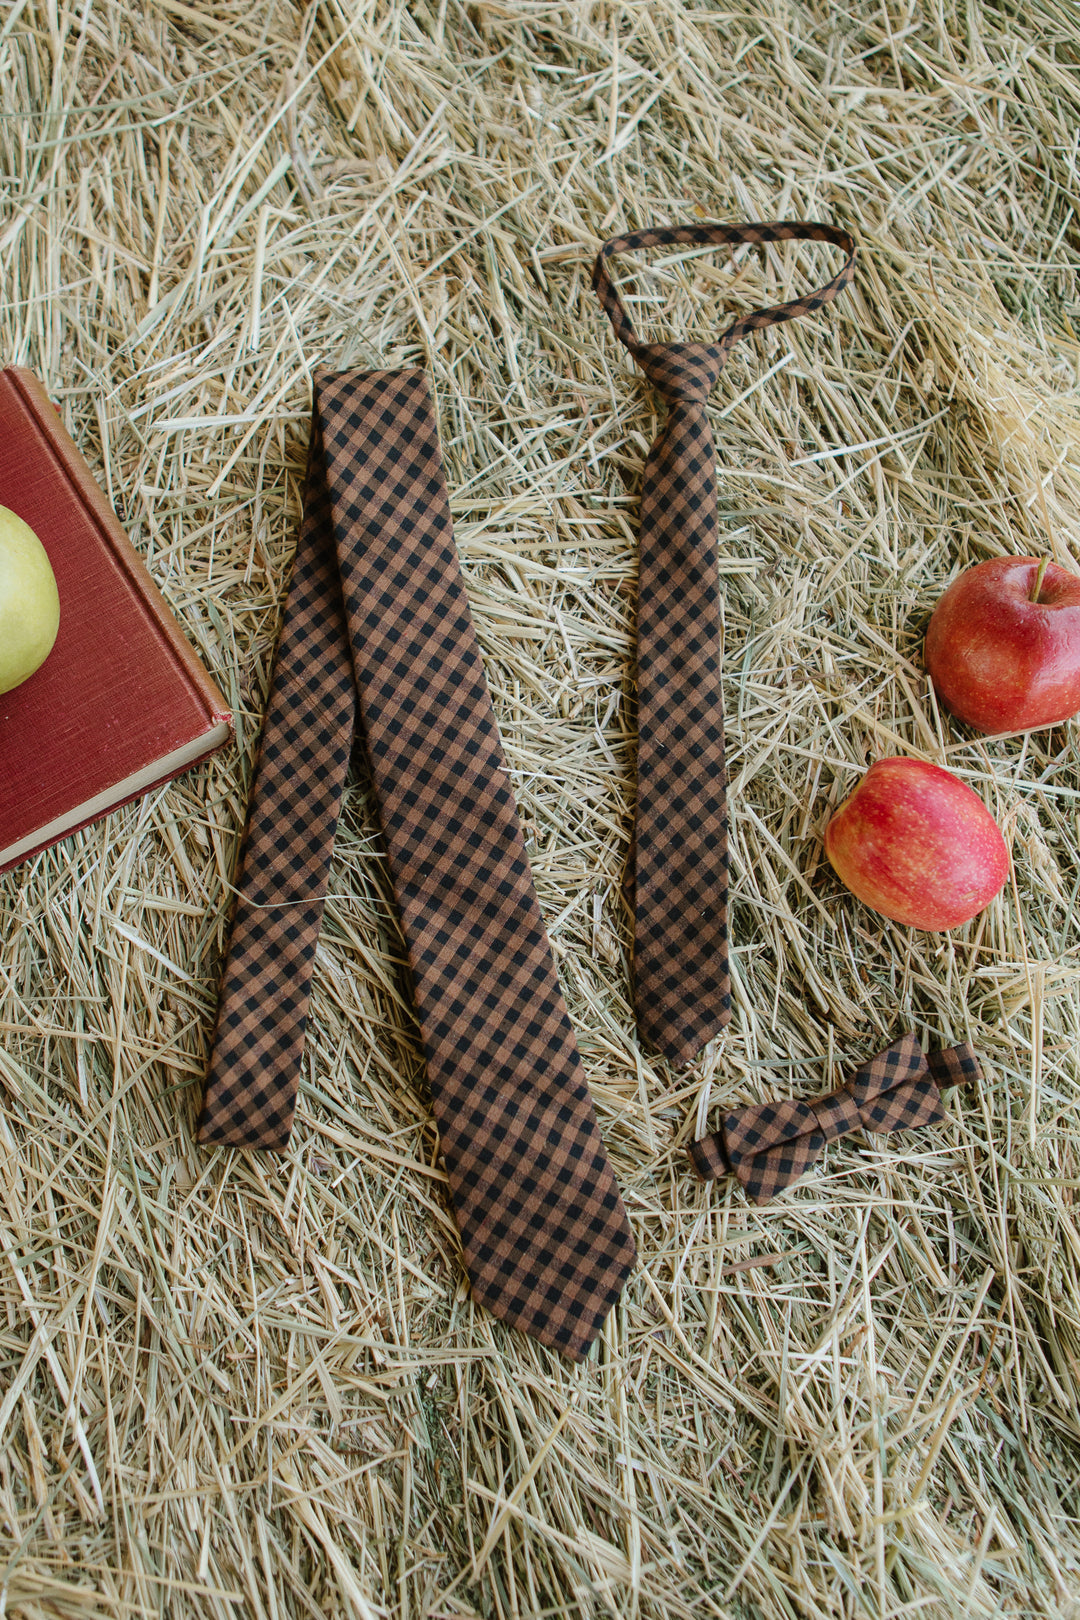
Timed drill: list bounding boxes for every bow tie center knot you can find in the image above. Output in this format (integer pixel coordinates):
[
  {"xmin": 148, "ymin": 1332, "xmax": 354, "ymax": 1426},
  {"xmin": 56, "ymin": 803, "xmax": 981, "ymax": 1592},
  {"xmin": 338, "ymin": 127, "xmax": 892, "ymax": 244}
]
[
  {"xmin": 634, "ymin": 341, "xmax": 723, "ymax": 403},
  {"xmin": 808, "ymin": 1088, "xmax": 861, "ymax": 1143}
]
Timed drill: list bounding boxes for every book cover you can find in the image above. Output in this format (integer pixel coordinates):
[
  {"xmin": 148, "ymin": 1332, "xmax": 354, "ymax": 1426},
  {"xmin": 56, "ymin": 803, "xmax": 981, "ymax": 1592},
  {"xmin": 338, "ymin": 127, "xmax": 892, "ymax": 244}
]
[{"xmin": 0, "ymin": 367, "xmax": 233, "ymax": 874}]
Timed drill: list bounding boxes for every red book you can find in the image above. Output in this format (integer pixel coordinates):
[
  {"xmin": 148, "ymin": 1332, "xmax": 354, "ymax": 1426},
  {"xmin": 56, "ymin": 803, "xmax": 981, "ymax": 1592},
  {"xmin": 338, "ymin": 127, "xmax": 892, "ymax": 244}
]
[{"xmin": 0, "ymin": 367, "xmax": 232, "ymax": 874}]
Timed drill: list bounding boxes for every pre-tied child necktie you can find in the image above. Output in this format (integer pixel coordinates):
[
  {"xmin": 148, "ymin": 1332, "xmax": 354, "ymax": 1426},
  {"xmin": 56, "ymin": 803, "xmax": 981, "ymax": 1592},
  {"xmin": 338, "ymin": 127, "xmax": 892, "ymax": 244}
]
[
  {"xmin": 593, "ymin": 222, "xmax": 856, "ymax": 1065},
  {"xmin": 199, "ymin": 369, "xmax": 635, "ymax": 1361}
]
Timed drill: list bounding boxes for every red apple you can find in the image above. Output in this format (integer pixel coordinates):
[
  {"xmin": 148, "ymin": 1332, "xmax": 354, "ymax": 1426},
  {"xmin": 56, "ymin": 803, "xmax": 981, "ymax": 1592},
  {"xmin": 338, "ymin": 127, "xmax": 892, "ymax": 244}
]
[
  {"xmin": 824, "ymin": 757, "xmax": 1008, "ymax": 930},
  {"xmin": 925, "ymin": 556, "xmax": 1080, "ymax": 732}
]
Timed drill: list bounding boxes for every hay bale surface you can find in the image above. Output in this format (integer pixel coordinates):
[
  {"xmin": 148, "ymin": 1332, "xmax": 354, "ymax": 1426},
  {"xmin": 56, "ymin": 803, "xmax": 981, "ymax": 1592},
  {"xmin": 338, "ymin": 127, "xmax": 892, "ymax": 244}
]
[{"xmin": 2, "ymin": 1, "xmax": 1080, "ymax": 1614}]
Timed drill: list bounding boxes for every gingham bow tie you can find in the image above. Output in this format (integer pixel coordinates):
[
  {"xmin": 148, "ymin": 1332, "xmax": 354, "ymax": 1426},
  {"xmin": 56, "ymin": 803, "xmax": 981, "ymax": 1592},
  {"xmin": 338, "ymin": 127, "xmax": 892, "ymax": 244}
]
[
  {"xmin": 592, "ymin": 222, "xmax": 856, "ymax": 1065},
  {"xmin": 687, "ymin": 1033, "xmax": 980, "ymax": 1203}
]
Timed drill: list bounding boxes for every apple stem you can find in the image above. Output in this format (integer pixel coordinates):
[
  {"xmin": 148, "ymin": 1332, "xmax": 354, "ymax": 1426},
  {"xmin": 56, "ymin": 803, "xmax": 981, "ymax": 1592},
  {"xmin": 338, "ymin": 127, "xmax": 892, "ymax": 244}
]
[{"xmin": 1030, "ymin": 556, "xmax": 1050, "ymax": 603}]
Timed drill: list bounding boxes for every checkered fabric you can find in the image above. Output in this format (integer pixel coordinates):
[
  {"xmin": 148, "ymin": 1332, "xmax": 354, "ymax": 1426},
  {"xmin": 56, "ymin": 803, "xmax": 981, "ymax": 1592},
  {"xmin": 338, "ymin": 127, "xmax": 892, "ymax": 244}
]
[
  {"xmin": 687, "ymin": 1031, "xmax": 982, "ymax": 1203},
  {"xmin": 593, "ymin": 222, "xmax": 856, "ymax": 1065},
  {"xmin": 199, "ymin": 369, "xmax": 636, "ymax": 1361}
]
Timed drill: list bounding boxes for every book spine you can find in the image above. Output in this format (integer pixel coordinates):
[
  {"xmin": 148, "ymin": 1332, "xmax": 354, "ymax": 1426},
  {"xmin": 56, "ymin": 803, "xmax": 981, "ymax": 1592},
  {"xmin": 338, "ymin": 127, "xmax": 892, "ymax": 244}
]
[{"xmin": 3, "ymin": 368, "xmax": 232, "ymax": 730}]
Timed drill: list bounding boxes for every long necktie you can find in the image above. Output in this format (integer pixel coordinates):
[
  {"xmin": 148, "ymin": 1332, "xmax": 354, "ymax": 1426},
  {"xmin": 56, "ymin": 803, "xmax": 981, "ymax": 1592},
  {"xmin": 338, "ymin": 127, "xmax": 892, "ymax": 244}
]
[
  {"xmin": 687, "ymin": 1032, "xmax": 980, "ymax": 1202},
  {"xmin": 199, "ymin": 369, "xmax": 635, "ymax": 1361},
  {"xmin": 592, "ymin": 222, "xmax": 856, "ymax": 1065}
]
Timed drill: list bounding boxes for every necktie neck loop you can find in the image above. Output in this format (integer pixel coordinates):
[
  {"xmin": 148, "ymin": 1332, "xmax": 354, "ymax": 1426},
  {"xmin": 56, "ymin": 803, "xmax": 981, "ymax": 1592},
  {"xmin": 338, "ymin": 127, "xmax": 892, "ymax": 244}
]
[{"xmin": 592, "ymin": 220, "xmax": 857, "ymax": 374}]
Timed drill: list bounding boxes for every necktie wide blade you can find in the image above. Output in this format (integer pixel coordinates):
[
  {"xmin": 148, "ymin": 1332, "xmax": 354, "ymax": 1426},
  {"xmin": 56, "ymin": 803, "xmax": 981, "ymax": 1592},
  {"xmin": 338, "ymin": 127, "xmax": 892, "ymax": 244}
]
[
  {"xmin": 688, "ymin": 1034, "xmax": 980, "ymax": 1203},
  {"xmin": 200, "ymin": 369, "xmax": 635, "ymax": 1361},
  {"xmin": 593, "ymin": 221, "xmax": 857, "ymax": 1067}
]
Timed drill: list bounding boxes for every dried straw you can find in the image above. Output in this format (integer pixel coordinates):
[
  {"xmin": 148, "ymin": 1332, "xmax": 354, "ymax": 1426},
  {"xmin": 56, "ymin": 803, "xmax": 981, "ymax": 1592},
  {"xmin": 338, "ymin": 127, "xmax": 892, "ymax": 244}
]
[{"xmin": 2, "ymin": 1, "xmax": 1080, "ymax": 1615}]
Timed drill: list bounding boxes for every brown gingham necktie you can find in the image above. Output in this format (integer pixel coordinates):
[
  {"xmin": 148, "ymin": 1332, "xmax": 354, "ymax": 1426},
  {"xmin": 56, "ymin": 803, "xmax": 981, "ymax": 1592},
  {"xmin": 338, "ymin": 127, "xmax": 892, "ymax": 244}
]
[
  {"xmin": 687, "ymin": 1032, "xmax": 979, "ymax": 1202},
  {"xmin": 199, "ymin": 369, "xmax": 635, "ymax": 1361},
  {"xmin": 593, "ymin": 222, "xmax": 856, "ymax": 1065}
]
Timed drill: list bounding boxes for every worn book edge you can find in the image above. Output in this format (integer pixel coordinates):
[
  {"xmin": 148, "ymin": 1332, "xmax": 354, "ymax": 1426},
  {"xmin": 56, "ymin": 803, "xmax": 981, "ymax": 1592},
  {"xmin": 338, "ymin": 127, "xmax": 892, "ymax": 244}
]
[
  {"xmin": 5, "ymin": 367, "xmax": 234, "ymax": 728},
  {"xmin": 0, "ymin": 367, "xmax": 233, "ymax": 873}
]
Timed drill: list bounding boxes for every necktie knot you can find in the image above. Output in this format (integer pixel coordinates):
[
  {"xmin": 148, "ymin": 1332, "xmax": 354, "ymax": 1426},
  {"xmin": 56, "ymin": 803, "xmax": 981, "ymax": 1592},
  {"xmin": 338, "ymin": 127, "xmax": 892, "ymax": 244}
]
[{"xmin": 632, "ymin": 341, "xmax": 723, "ymax": 404}]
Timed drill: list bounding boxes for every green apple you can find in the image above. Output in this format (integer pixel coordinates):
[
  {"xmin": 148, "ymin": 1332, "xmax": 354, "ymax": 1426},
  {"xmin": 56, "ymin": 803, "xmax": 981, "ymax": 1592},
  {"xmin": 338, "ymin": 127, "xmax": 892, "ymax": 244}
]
[{"xmin": 0, "ymin": 504, "xmax": 61, "ymax": 694}]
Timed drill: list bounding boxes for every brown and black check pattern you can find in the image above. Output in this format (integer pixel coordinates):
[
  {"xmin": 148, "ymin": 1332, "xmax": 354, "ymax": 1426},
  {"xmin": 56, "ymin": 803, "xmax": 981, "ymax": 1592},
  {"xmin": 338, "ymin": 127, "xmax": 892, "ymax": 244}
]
[
  {"xmin": 200, "ymin": 369, "xmax": 636, "ymax": 1361},
  {"xmin": 593, "ymin": 222, "xmax": 856, "ymax": 1065},
  {"xmin": 687, "ymin": 1031, "xmax": 981, "ymax": 1202}
]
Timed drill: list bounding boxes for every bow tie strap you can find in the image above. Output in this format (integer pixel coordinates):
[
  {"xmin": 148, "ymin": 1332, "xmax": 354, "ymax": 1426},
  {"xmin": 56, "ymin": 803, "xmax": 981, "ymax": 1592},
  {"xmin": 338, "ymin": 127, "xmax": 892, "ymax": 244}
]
[
  {"xmin": 687, "ymin": 1034, "xmax": 981, "ymax": 1203},
  {"xmin": 923, "ymin": 1040, "xmax": 983, "ymax": 1090}
]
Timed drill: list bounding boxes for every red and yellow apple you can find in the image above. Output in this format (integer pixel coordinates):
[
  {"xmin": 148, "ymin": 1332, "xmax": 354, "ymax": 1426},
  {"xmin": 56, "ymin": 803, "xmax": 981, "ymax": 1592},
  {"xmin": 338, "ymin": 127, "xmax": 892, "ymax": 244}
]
[
  {"xmin": 925, "ymin": 556, "xmax": 1080, "ymax": 732},
  {"xmin": 824, "ymin": 757, "xmax": 1008, "ymax": 930},
  {"xmin": 0, "ymin": 504, "xmax": 60, "ymax": 695}
]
